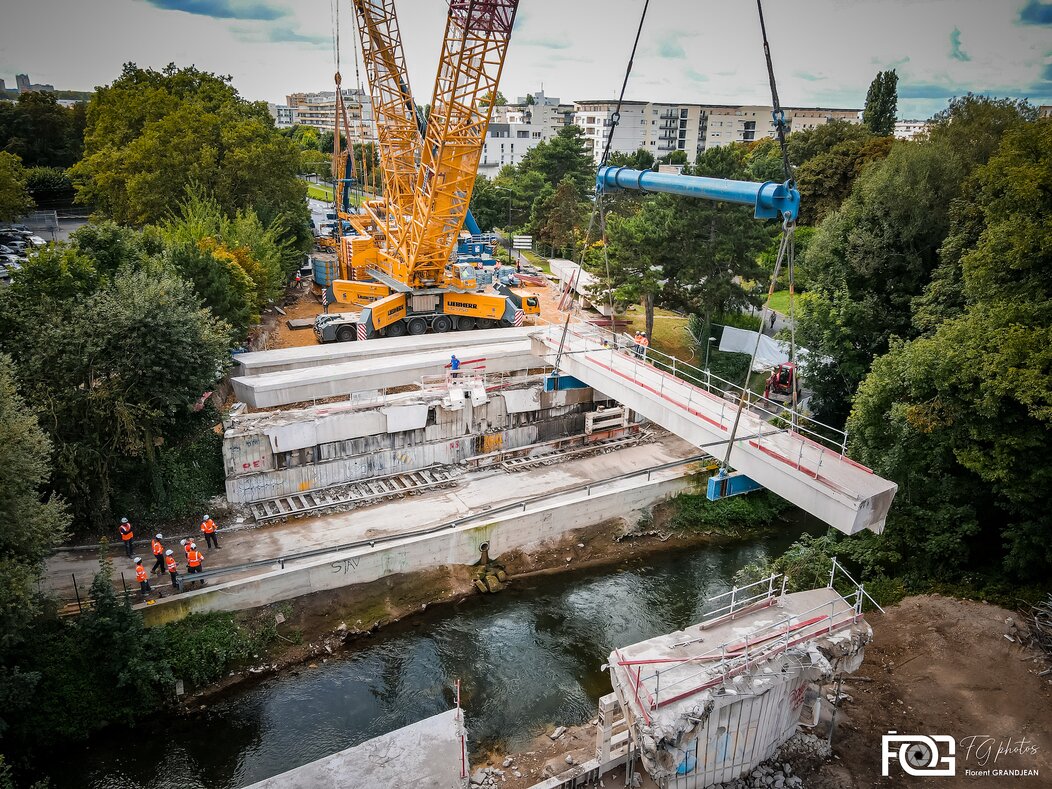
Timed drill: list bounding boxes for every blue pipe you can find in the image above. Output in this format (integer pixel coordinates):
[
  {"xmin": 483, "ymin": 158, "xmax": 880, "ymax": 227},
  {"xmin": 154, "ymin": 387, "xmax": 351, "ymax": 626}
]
[
  {"xmin": 464, "ymin": 209, "xmax": 482, "ymax": 236},
  {"xmin": 596, "ymin": 166, "xmax": 800, "ymax": 221}
]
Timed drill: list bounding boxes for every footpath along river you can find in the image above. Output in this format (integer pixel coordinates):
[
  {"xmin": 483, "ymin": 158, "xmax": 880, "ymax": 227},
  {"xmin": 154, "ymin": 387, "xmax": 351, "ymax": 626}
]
[{"xmin": 50, "ymin": 514, "xmax": 821, "ymax": 789}]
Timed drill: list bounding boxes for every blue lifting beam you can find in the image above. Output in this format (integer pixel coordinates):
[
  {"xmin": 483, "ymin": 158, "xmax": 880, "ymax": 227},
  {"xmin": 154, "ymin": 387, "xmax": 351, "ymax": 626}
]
[
  {"xmin": 596, "ymin": 166, "xmax": 800, "ymax": 221},
  {"xmin": 707, "ymin": 469, "xmax": 764, "ymax": 501}
]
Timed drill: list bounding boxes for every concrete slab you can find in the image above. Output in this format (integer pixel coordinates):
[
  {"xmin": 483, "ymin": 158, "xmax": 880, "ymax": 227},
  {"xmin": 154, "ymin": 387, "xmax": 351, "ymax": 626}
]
[
  {"xmin": 234, "ymin": 326, "xmax": 537, "ymax": 376},
  {"xmin": 244, "ymin": 708, "xmax": 467, "ymax": 789},
  {"xmin": 532, "ymin": 326, "xmax": 897, "ymax": 535},
  {"xmin": 232, "ymin": 340, "xmax": 538, "ymax": 408}
]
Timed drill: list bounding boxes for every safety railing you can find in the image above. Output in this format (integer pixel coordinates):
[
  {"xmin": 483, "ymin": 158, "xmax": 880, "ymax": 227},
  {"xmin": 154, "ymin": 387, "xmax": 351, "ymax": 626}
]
[
  {"xmin": 614, "ymin": 559, "xmax": 879, "ymax": 724},
  {"xmin": 534, "ymin": 320, "xmax": 854, "ymax": 459}
]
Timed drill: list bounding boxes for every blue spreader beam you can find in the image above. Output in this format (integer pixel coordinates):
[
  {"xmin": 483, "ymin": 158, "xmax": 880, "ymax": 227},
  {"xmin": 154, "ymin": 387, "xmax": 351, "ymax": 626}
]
[
  {"xmin": 707, "ymin": 470, "xmax": 764, "ymax": 501},
  {"xmin": 597, "ymin": 166, "xmax": 800, "ymax": 221}
]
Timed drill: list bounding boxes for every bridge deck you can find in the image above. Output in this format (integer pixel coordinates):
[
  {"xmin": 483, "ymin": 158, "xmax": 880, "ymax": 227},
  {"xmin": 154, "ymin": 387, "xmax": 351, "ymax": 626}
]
[{"xmin": 532, "ymin": 325, "xmax": 896, "ymax": 535}]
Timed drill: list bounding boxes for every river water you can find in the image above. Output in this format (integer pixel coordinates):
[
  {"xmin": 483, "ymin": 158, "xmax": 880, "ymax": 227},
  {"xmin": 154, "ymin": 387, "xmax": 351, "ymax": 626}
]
[{"xmin": 51, "ymin": 519, "xmax": 818, "ymax": 789}]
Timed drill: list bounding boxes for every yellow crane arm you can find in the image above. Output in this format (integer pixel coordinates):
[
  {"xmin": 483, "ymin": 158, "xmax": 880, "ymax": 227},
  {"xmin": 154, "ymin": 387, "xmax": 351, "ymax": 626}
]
[
  {"xmin": 398, "ymin": 0, "xmax": 520, "ymax": 288},
  {"xmin": 352, "ymin": 0, "xmax": 423, "ymax": 231}
]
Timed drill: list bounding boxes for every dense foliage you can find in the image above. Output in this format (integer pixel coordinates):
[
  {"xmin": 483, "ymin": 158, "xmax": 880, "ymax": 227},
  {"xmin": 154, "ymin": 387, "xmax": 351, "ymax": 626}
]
[
  {"xmin": 862, "ymin": 69, "xmax": 898, "ymax": 135},
  {"xmin": 0, "ymin": 92, "xmax": 86, "ymax": 168},
  {"xmin": 70, "ymin": 63, "xmax": 310, "ymax": 253},
  {"xmin": 0, "ymin": 153, "xmax": 32, "ymax": 222}
]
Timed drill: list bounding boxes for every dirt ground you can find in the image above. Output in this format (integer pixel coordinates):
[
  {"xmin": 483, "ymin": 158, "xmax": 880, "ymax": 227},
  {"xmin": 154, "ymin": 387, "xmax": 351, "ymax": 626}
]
[
  {"xmin": 477, "ymin": 595, "xmax": 1052, "ymax": 789},
  {"xmin": 806, "ymin": 594, "xmax": 1051, "ymax": 788}
]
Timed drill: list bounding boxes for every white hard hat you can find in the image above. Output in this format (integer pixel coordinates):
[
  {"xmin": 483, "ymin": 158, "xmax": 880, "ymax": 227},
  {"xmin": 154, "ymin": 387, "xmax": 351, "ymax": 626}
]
[
  {"xmin": 190, "ymin": 542, "xmax": 197, "ymax": 549},
  {"xmin": 121, "ymin": 517, "xmax": 128, "ymax": 523},
  {"xmin": 134, "ymin": 557, "xmax": 142, "ymax": 563},
  {"xmin": 180, "ymin": 539, "xmax": 187, "ymax": 546},
  {"xmin": 204, "ymin": 514, "xmax": 211, "ymax": 520},
  {"xmin": 156, "ymin": 533, "xmax": 163, "ymax": 540},
  {"xmin": 165, "ymin": 549, "xmax": 174, "ymax": 556}
]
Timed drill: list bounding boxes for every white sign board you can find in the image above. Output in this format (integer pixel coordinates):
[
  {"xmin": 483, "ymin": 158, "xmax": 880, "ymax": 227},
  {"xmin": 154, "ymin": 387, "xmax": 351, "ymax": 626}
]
[{"xmin": 512, "ymin": 234, "xmax": 533, "ymax": 249}]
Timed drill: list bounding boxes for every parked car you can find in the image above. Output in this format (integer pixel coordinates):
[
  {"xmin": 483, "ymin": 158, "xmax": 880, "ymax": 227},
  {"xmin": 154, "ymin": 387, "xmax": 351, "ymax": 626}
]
[
  {"xmin": 26, "ymin": 235, "xmax": 46, "ymax": 247},
  {"xmin": 0, "ymin": 244, "xmax": 15, "ymax": 255}
]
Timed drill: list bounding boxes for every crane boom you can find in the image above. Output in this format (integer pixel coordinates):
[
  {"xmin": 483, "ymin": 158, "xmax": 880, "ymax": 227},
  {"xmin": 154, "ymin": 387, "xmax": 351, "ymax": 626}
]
[
  {"xmin": 352, "ymin": 0, "xmax": 422, "ymax": 228},
  {"xmin": 396, "ymin": 0, "xmax": 519, "ymax": 287}
]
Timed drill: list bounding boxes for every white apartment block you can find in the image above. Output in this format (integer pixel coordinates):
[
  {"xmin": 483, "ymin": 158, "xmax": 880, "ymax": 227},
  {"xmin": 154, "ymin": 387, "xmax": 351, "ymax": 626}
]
[
  {"xmin": 268, "ymin": 103, "xmax": 297, "ymax": 129},
  {"xmin": 574, "ymin": 100, "xmax": 862, "ymax": 163},
  {"xmin": 893, "ymin": 119, "xmax": 931, "ymax": 140},
  {"xmin": 278, "ymin": 89, "xmax": 376, "ymax": 138},
  {"xmin": 479, "ymin": 122, "xmax": 547, "ymax": 178}
]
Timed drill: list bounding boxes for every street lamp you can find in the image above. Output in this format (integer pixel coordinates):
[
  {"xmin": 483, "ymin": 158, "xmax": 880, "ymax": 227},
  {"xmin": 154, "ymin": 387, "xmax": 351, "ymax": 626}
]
[{"xmin": 704, "ymin": 336, "xmax": 717, "ymax": 371}]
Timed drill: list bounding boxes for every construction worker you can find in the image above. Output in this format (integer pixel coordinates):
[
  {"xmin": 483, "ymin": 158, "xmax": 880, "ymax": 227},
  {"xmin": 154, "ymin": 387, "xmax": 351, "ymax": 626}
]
[
  {"xmin": 186, "ymin": 542, "xmax": 205, "ymax": 587},
  {"xmin": 150, "ymin": 534, "xmax": 165, "ymax": 574},
  {"xmin": 134, "ymin": 557, "xmax": 151, "ymax": 598},
  {"xmin": 632, "ymin": 332, "xmax": 643, "ymax": 359},
  {"xmin": 200, "ymin": 514, "xmax": 220, "ymax": 550},
  {"xmin": 119, "ymin": 517, "xmax": 134, "ymax": 558},
  {"xmin": 449, "ymin": 353, "xmax": 461, "ymax": 382},
  {"xmin": 164, "ymin": 550, "xmax": 180, "ymax": 590},
  {"xmin": 639, "ymin": 331, "xmax": 650, "ymax": 361},
  {"xmin": 180, "ymin": 538, "xmax": 190, "ymax": 559}
]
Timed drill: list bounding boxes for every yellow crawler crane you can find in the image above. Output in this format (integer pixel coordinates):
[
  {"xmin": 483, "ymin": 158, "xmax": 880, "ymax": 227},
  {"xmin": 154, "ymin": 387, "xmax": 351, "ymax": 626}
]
[{"xmin": 315, "ymin": 0, "xmax": 538, "ymax": 344}]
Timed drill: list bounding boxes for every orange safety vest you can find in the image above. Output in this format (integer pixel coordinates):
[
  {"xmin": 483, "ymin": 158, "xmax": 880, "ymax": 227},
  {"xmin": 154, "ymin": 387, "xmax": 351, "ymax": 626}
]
[
  {"xmin": 187, "ymin": 549, "xmax": 203, "ymax": 568},
  {"xmin": 151, "ymin": 539, "xmax": 163, "ymax": 556},
  {"xmin": 200, "ymin": 519, "xmax": 216, "ymax": 535},
  {"xmin": 183, "ymin": 543, "xmax": 192, "ymax": 556},
  {"xmin": 120, "ymin": 524, "xmax": 133, "ymax": 542},
  {"xmin": 135, "ymin": 565, "xmax": 148, "ymax": 583},
  {"xmin": 639, "ymin": 336, "xmax": 649, "ymax": 348},
  {"xmin": 165, "ymin": 555, "xmax": 178, "ymax": 573}
]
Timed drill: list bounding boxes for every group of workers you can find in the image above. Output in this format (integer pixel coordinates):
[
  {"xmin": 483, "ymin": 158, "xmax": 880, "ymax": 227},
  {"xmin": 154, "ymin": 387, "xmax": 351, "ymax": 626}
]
[
  {"xmin": 119, "ymin": 514, "xmax": 222, "ymax": 598},
  {"xmin": 632, "ymin": 331, "xmax": 650, "ymax": 360}
]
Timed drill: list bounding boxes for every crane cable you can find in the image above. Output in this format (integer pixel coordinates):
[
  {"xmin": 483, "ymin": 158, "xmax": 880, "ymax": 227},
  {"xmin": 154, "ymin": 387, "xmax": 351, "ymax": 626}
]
[
  {"xmin": 720, "ymin": 0, "xmax": 799, "ymax": 471},
  {"xmin": 550, "ymin": 0, "xmax": 651, "ymax": 378}
]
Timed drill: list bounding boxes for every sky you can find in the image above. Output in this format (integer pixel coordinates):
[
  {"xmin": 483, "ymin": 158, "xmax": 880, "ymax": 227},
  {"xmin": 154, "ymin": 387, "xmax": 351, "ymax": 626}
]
[{"xmin": 1, "ymin": 0, "xmax": 1050, "ymax": 120}]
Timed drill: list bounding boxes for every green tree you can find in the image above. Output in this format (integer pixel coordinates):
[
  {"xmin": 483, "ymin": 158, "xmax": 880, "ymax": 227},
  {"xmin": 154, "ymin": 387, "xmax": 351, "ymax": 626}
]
[
  {"xmin": 532, "ymin": 176, "xmax": 586, "ymax": 257},
  {"xmin": 70, "ymin": 63, "xmax": 310, "ymax": 252},
  {"xmin": 795, "ymin": 135, "xmax": 894, "ymax": 225},
  {"xmin": 0, "ymin": 153, "xmax": 32, "ymax": 222},
  {"xmin": 0, "ymin": 353, "xmax": 70, "ymax": 744},
  {"xmin": 786, "ymin": 119, "xmax": 872, "ymax": 165},
  {"xmin": 515, "ymin": 125, "xmax": 595, "ymax": 197},
  {"xmin": 468, "ymin": 174, "xmax": 509, "ymax": 231},
  {"xmin": 796, "ymin": 141, "xmax": 964, "ymax": 423},
  {"xmin": 607, "ymin": 148, "xmax": 656, "ymax": 170},
  {"xmin": 480, "ymin": 90, "xmax": 507, "ymax": 107},
  {"xmin": 0, "ymin": 92, "xmax": 85, "ymax": 168},
  {"xmin": 0, "ymin": 255, "xmax": 231, "ymax": 526},
  {"xmin": 862, "ymin": 69, "xmax": 898, "ymax": 136}
]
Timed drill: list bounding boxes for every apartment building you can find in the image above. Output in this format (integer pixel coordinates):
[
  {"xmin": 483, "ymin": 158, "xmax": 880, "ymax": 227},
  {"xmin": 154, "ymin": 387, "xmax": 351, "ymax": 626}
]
[
  {"xmin": 494, "ymin": 89, "xmax": 576, "ymax": 136},
  {"xmin": 479, "ymin": 122, "xmax": 547, "ymax": 177},
  {"xmin": 274, "ymin": 89, "xmax": 376, "ymax": 138},
  {"xmin": 893, "ymin": 119, "xmax": 931, "ymax": 140},
  {"xmin": 573, "ymin": 100, "xmax": 862, "ymax": 163}
]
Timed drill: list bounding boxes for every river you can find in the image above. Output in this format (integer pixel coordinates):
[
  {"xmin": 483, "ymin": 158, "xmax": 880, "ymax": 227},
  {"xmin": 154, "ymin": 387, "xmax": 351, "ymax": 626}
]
[{"xmin": 50, "ymin": 517, "xmax": 819, "ymax": 789}]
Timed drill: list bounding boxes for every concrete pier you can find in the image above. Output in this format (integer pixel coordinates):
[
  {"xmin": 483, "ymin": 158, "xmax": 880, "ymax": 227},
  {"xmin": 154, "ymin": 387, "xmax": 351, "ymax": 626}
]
[{"xmin": 244, "ymin": 708, "xmax": 467, "ymax": 789}]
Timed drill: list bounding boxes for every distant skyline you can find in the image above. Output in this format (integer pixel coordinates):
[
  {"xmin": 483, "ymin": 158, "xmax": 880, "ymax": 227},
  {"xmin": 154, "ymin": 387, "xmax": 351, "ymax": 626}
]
[{"xmin": 1, "ymin": 0, "xmax": 1050, "ymax": 119}]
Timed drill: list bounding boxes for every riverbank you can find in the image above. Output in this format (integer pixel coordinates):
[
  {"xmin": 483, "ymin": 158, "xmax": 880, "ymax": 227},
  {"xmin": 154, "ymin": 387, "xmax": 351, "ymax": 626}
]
[
  {"xmin": 481, "ymin": 594, "xmax": 1052, "ymax": 789},
  {"xmin": 181, "ymin": 502, "xmax": 780, "ymax": 707}
]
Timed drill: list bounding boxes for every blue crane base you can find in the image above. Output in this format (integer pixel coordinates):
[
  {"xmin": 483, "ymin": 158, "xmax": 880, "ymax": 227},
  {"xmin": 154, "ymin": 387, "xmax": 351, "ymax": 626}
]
[
  {"xmin": 544, "ymin": 373, "xmax": 588, "ymax": 392},
  {"xmin": 707, "ymin": 471, "xmax": 764, "ymax": 501}
]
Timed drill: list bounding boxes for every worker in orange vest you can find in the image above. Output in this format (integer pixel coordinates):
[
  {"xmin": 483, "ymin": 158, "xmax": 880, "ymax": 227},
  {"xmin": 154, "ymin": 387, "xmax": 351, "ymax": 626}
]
[
  {"xmin": 164, "ymin": 550, "xmax": 180, "ymax": 590},
  {"xmin": 134, "ymin": 557, "xmax": 151, "ymax": 597},
  {"xmin": 119, "ymin": 517, "xmax": 134, "ymax": 558},
  {"xmin": 150, "ymin": 533, "xmax": 165, "ymax": 575},
  {"xmin": 186, "ymin": 542, "xmax": 205, "ymax": 588},
  {"xmin": 639, "ymin": 331, "xmax": 650, "ymax": 361},
  {"xmin": 180, "ymin": 538, "xmax": 191, "ymax": 558},
  {"xmin": 200, "ymin": 514, "xmax": 220, "ymax": 550}
]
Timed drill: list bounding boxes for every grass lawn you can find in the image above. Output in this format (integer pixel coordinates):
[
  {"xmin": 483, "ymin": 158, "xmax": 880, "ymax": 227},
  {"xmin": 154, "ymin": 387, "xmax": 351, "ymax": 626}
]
[
  {"xmin": 516, "ymin": 248, "xmax": 551, "ymax": 274},
  {"xmin": 306, "ymin": 183, "xmax": 334, "ymax": 201},
  {"xmin": 621, "ymin": 306, "xmax": 695, "ymax": 363},
  {"xmin": 765, "ymin": 289, "xmax": 805, "ymax": 315}
]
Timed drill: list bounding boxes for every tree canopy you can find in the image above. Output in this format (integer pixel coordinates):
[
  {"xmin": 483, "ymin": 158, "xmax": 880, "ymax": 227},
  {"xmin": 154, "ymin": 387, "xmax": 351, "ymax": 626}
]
[
  {"xmin": 862, "ymin": 69, "xmax": 898, "ymax": 136},
  {"xmin": 0, "ymin": 153, "xmax": 33, "ymax": 222},
  {"xmin": 0, "ymin": 92, "xmax": 86, "ymax": 168}
]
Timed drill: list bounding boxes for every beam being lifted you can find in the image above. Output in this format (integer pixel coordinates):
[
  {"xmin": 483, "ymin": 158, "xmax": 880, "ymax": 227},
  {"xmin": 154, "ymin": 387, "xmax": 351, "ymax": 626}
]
[{"xmin": 596, "ymin": 166, "xmax": 801, "ymax": 221}]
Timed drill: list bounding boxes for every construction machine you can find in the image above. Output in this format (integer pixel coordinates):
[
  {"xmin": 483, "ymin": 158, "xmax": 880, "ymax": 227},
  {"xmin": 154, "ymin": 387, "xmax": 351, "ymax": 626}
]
[
  {"xmin": 314, "ymin": 0, "xmax": 539, "ymax": 343},
  {"xmin": 763, "ymin": 362, "xmax": 798, "ymax": 406}
]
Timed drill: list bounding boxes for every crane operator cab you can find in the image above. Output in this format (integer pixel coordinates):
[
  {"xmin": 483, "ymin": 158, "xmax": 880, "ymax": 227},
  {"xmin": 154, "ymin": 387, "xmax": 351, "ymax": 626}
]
[{"xmin": 448, "ymin": 262, "xmax": 479, "ymax": 290}]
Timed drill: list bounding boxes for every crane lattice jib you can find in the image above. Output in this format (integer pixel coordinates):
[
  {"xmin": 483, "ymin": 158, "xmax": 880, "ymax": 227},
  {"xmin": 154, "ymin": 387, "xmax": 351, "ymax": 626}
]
[
  {"xmin": 397, "ymin": 0, "xmax": 519, "ymax": 288},
  {"xmin": 352, "ymin": 0, "xmax": 421, "ymax": 234}
]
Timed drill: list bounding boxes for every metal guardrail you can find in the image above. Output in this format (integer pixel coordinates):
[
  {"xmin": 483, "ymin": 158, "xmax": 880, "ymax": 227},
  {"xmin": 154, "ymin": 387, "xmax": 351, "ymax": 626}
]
[{"xmin": 130, "ymin": 454, "xmax": 709, "ymax": 593}]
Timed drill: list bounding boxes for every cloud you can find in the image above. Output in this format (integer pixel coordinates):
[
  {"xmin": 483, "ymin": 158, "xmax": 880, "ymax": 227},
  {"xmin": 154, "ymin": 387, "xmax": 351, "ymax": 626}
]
[
  {"xmin": 231, "ymin": 23, "xmax": 328, "ymax": 47},
  {"xmin": 949, "ymin": 27, "xmax": 971, "ymax": 61},
  {"xmin": 142, "ymin": 0, "xmax": 288, "ymax": 21},
  {"xmin": 897, "ymin": 82, "xmax": 966, "ymax": 99},
  {"xmin": 793, "ymin": 70, "xmax": 826, "ymax": 82},
  {"xmin": 1019, "ymin": 1, "xmax": 1052, "ymax": 25},
  {"xmin": 685, "ymin": 68, "xmax": 708, "ymax": 83},
  {"xmin": 516, "ymin": 36, "xmax": 572, "ymax": 50},
  {"xmin": 657, "ymin": 35, "xmax": 686, "ymax": 60}
]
